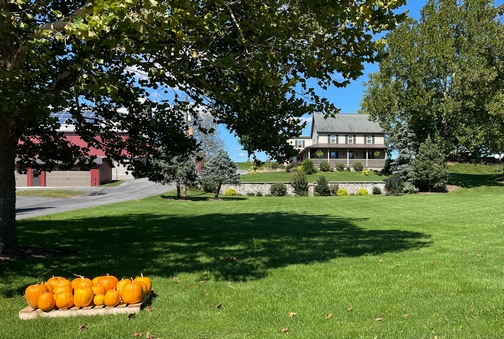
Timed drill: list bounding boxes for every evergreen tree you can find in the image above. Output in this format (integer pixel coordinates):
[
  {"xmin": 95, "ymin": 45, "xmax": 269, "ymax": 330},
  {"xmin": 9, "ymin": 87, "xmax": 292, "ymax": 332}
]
[
  {"xmin": 315, "ymin": 175, "xmax": 331, "ymax": 196},
  {"xmin": 290, "ymin": 171, "xmax": 309, "ymax": 196},
  {"xmin": 413, "ymin": 136, "xmax": 448, "ymax": 192},
  {"xmin": 200, "ymin": 149, "xmax": 239, "ymax": 199},
  {"xmin": 151, "ymin": 151, "xmax": 199, "ymax": 198},
  {"xmin": 390, "ymin": 125, "xmax": 418, "ymax": 183}
]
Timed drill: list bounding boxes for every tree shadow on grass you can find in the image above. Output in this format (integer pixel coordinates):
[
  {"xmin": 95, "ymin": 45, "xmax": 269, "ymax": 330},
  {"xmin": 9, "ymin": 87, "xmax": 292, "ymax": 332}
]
[
  {"xmin": 0, "ymin": 212, "xmax": 432, "ymax": 297},
  {"xmin": 448, "ymin": 172, "xmax": 503, "ymax": 188}
]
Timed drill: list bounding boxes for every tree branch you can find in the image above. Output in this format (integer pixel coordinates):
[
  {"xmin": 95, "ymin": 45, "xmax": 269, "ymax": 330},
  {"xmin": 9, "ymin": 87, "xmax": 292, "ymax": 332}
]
[{"xmin": 34, "ymin": 2, "xmax": 93, "ymax": 38}]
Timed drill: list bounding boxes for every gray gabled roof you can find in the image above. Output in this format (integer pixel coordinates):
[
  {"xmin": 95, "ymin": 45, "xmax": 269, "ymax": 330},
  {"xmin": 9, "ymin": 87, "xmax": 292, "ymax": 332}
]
[{"xmin": 311, "ymin": 113, "xmax": 382, "ymax": 135}]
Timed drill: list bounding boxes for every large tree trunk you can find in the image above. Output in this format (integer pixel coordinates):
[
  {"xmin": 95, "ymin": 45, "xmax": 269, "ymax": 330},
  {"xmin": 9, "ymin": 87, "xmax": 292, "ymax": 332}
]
[
  {"xmin": 0, "ymin": 118, "xmax": 18, "ymax": 254},
  {"xmin": 215, "ymin": 182, "xmax": 221, "ymax": 199}
]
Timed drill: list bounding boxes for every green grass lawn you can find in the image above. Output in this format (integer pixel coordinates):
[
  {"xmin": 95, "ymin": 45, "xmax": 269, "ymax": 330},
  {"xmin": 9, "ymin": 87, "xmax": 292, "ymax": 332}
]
[
  {"xmin": 16, "ymin": 190, "xmax": 85, "ymax": 198},
  {"xmin": 2, "ymin": 182, "xmax": 504, "ymax": 338},
  {"xmin": 241, "ymin": 170, "xmax": 387, "ymax": 182}
]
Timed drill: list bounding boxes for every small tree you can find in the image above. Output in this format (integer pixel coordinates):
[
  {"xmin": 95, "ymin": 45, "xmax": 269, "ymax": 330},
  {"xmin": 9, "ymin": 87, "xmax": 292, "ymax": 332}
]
[
  {"xmin": 319, "ymin": 160, "xmax": 331, "ymax": 172},
  {"xmin": 315, "ymin": 175, "xmax": 331, "ymax": 196},
  {"xmin": 151, "ymin": 150, "xmax": 198, "ymax": 198},
  {"xmin": 290, "ymin": 171, "xmax": 309, "ymax": 196},
  {"xmin": 200, "ymin": 149, "xmax": 240, "ymax": 198},
  {"xmin": 412, "ymin": 136, "xmax": 448, "ymax": 192},
  {"xmin": 390, "ymin": 125, "xmax": 418, "ymax": 183}
]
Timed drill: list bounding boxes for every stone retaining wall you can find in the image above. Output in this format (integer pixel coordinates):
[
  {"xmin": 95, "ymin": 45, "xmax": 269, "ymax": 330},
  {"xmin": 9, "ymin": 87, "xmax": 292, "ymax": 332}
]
[{"xmin": 220, "ymin": 182, "xmax": 385, "ymax": 196}]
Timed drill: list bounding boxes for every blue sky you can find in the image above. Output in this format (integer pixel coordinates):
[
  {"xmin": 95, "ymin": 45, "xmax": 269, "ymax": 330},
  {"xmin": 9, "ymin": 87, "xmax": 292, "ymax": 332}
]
[{"xmin": 221, "ymin": 0, "xmax": 504, "ymax": 161}]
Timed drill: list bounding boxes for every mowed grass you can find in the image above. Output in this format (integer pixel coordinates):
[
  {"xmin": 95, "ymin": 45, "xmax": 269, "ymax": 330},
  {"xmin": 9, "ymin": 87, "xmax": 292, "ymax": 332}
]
[
  {"xmin": 241, "ymin": 170, "xmax": 387, "ymax": 182},
  {"xmin": 2, "ymin": 184, "xmax": 504, "ymax": 338}
]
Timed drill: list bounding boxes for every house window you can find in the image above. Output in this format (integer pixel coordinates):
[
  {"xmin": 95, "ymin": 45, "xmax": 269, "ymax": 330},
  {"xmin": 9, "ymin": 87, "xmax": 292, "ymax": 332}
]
[
  {"xmin": 348, "ymin": 151, "xmax": 354, "ymax": 159},
  {"xmin": 296, "ymin": 140, "xmax": 304, "ymax": 148},
  {"xmin": 329, "ymin": 151, "xmax": 338, "ymax": 159},
  {"xmin": 330, "ymin": 135, "xmax": 336, "ymax": 144},
  {"xmin": 367, "ymin": 151, "xmax": 375, "ymax": 159},
  {"xmin": 366, "ymin": 135, "xmax": 373, "ymax": 144},
  {"xmin": 347, "ymin": 135, "xmax": 354, "ymax": 144}
]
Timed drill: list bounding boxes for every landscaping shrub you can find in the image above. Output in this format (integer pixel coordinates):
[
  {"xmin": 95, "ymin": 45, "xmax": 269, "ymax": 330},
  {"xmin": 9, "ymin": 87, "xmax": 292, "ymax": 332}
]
[
  {"xmin": 278, "ymin": 163, "xmax": 285, "ymax": 170},
  {"xmin": 302, "ymin": 159, "xmax": 317, "ymax": 174},
  {"xmin": 346, "ymin": 167, "xmax": 351, "ymax": 171},
  {"xmin": 384, "ymin": 177, "xmax": 404, "ymax": 195},
  {"xmin": 336, "ymin": 187, "xmax": 348, "ymax": 196},
  {"xmin": 255, "ymin": 191, "xmax": 263, "ymax": 197},
  {"xmin": 319, "ymin": 161, "xmax": 331, "ymax": 172},
  {"xmin": 315, "ymin": 175, "xmax": 331, "ymax": 196},
  {"xmin": 201, "ymin": 180, "xmax": 217, "ymax": 193},
  {"xmin": 353, "ymin": 161, "xmax": 364, "ymax": 171},
  {"xmin": 290, "ymin": 171, "xmax": 308, "ymax": 195},
  {"xmin": 270, "ymin": 162, "xmax": 279, "ymax": 170},
  {"xmin": 361, "ymin": 169, "xmax": 369, "ymax": 176},
  {"xmin": 270, "ymin": 183, "xmax": 287, "ymax": 196},
  {"xmin": 330, "ymin": 184, "xmax": 339, "ymax": 196},
  {"xmin": 402, "ymin": 182, "xmax": 419, "ymax": 194},
  {"xmin": 224, "ymin": 188, "xmax": 237, "ymax": 196},
  {"xmin": 246, "ymin": 192, "xmax": 255, "ymax": 196},
  {"xmin": 336, "ymin": 162, "xmax": 345, "ymax": 171},
  {"xmin": 357, "ymin": 188, "xmax": 368, "ymax": 196},
  {"xmin": 372, "ymin": 186, "xmax": 382, "ymax": 195},
  {"xmin": 297, "ymin": 165, "xmax": 303, "ymax": 173},
  {"xmin": 286, "ymin": 162, "xmax": 299, "ymax": 172}
]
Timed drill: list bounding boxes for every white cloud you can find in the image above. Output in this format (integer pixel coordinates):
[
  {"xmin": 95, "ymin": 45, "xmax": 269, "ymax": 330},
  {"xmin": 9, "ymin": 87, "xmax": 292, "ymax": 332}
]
[{"xmin": 237, "ymin": 152, "xmax": 246, "ymax": 158}]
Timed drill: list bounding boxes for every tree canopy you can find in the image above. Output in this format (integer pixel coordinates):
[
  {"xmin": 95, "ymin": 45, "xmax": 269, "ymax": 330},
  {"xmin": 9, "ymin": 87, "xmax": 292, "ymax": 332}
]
[
  {"xmin": 0, "ymin": 0, "xmax": 406, "ymax": 253},
  {"xmin": 360, "ymin": 0, "xmax": 504, "ymax": 159}
]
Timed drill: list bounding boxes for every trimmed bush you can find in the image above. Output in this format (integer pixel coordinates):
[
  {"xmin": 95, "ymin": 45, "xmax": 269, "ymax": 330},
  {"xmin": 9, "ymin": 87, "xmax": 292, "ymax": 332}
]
[
  {"xmin": 224, "ymin": 188, "xmax": 237, "ymax": 196},
  {"xmin": 336, "ymin": 188, "xmax": 348, "ymax": 196},
  {"xmin": 353, "ymin": 161, "xmax": 363, "ymax": 171},
  {"xmin": 330, "ymin": 184, "xmax": 339, "ymax": 196},
  {"xmin": 285, "ymin": 162, "xmax": 298, "ymax": 172},
  {"xmin": 361, "ymin": 169, "xmax": 369, "ymax": 176},
  {"xmin": 246, "ymin": 192, "xmax": 255, "ymax": 196},
  {"xmin": 372, "ymin": 186, "xmax": 382, "ymax": 195},
  {"xmin": 255, "ymin": 191, "xmax": 263, "ymax": 197},
  {"xmin": 335, "ymin": 162, "xmax": 345, "ymax": 171},
  {"xmin": 201, "ymin": 180, "xmax": 217, "ymax": 193},
  {"xmin": 357, "ymin": 188, "xmax": 368, "ymax": 196},
  {"xmin": 270, "ymin": 183, "xmax": 287, "ymax": 196},
  {"xmin": 315, "ymin": 175, "xmax": 331, "ymax": 196},
  {"xmin": 384, "ymin": 177, "xmax": 404, "ymax": 196},
  {"xmin": 297, "ymin": 165, "xmax": 303, "ymax": 173},
  {"xmin": 290, "ymin": 171, "xmax": 308, "ymax": 195},
  {"xmin": 319, "ymin": 161, "xmax": 331, "ymax": 172},
  {"xmin": 301, "ymin": 159, "xmax": 317, "ymax": 174},
  {"xmin": 403, "ymin": 182, "xmax": 419, "ymax": 194}
]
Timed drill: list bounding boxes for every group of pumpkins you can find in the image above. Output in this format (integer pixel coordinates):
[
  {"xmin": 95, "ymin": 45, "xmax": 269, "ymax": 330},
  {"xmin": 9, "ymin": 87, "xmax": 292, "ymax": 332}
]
[{"xmin": 24, "ymin": 274, "xmax": 152, "ymax": 312}]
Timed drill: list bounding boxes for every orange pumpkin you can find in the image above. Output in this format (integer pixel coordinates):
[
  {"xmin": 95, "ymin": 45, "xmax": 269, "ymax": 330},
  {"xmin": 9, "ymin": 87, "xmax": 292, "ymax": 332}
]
[
  {"xmin": 25, "ymin": 283, "xmax": 49, "ymax": 309},
  {"xmin": 71, "ymin": 275, "xmax": 93, "ymax": 290},
  {"xmin": 92, "ymin": 275, "xmax": 103, "ymax": 287},
  {"xmin": 120, "ymin": 280, "xmax": 143, "ymax": 304},
  {"xmin": 38, "ymin": 292, "xmax": 56, "ymax": 312},
  {"xmin": 98, "ymin": 274, "xmax": 118, "ymax": 292},
  {"xmin": 43, "ymin": 282, "xmax": 54, "ymax": 294},
  {"xmin": 135, "ymin": 280, "xmax": 148, "ymax": 298},
  {"xmin": 92, "ymin": 285, "xmax": 106, "ymax": 296},
  {"xmin": 116, "ymin": 278, "xmax": 129, "ymax": 296},
  {"xmin": 46, "ymin": 276, "xmax": 69, "ymax": 289},
  {"xmin": 104, "ymin": 289, "xmax": 121, "ymax": 307},
  {"xmin": 134, "ymin": 273, "xmax": 152, "ymax": 293},
  {"xmin": 73, "ymin": 287, "xmax": 94, "ymax": 307},
  {"xmin": 93, "ymin": 294, "xmax": 105, "ymax": 306},
  {"xmin": 54, "ymin": 291, "xmax": 74, "ymax": 309},
  {"xmin": 53, "ymin": 281, "xmax": 72, "ymax": 295}
]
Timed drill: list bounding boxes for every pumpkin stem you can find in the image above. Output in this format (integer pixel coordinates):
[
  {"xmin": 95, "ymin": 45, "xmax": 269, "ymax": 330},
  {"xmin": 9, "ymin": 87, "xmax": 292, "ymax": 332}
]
[{"xmin": 74, "ymin": 274, "xmax": 85, "ymax": 280}]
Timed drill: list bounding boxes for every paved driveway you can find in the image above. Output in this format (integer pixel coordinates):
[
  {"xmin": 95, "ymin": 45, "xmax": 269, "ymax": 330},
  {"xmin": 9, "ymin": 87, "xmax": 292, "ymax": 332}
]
[{"xmin": 16, "ymin": 178, "xmax": 174, "ymax": 220}]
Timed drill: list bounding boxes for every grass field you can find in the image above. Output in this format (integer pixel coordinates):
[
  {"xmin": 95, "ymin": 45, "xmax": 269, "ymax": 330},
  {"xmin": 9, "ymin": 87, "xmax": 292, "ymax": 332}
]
[
  {"xmin": 241, "ymin": 170, "xmax": 387, "ymax": 182},
  {"xmin": 2, "ymin": 171, "xmax": 504, "ymax": 338}
]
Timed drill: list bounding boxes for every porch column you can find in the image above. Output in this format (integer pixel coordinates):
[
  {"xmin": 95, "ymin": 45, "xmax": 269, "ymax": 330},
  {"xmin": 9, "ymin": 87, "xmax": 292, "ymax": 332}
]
[
  {"xmin": 346, "ymin": 149, "xmax": 349, "ymax": 167},
  {"xmin": 365, "ymin": 149, "xmax": 368, "ymax": 167}
]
